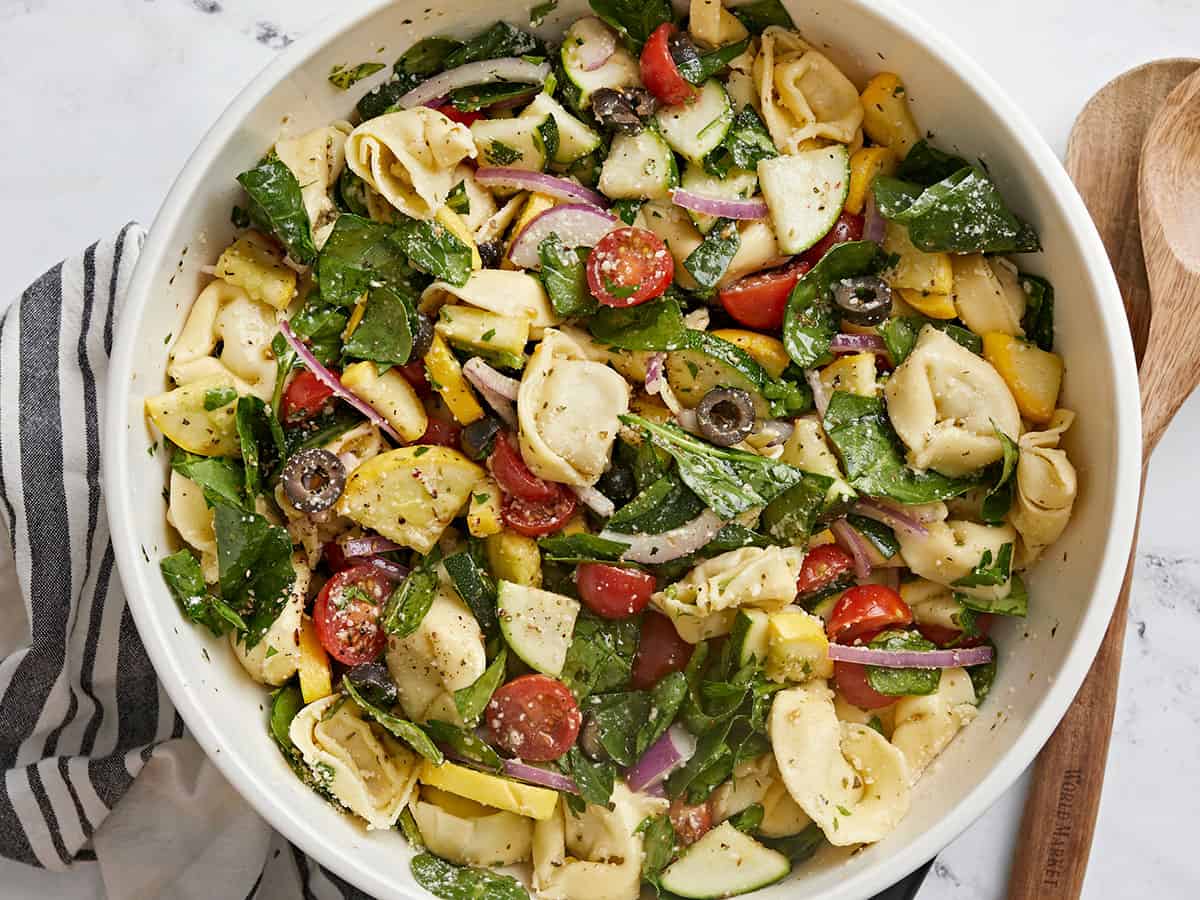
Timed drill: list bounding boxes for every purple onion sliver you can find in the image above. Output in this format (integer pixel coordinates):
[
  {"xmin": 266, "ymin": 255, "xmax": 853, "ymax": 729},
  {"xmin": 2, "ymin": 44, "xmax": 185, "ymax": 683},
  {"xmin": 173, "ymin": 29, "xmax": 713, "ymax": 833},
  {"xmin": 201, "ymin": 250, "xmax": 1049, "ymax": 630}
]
[
  {"xmin": 572, "ymin": 484, "xmax": 615, "ymax": 518},
  {"xmin": 830, "ymin": 517, "xmax": 872, "ymax": 581},
  {"xmin": 339, "ymin": 535, "xmax": 403, "ymax": 558},
  {"xmin": 826, "ymin": 642, "xmax": 993, "ymax": 669},
  {"xmin": 852, "ymin": 497, "xmax": 929, "ymax": 537},
  {"xmin": 508, "ymin": 203, "xmax": 619, "ymax": 269},
  {"xmin": 805, "ymin": 368, "xmax": 830, "ymax": 419},
  {"xmin": 474, "ymin": 167, "xmax": 609, "ymax": 210},
  {"xmin": 624, "ymin": 724, "xmax": 696, "ymax": 792},
  {"xmin": 670, "ymin": 188, "xmax": 769, "ymax": 221},
  {"xmin": 600, "ymin": 509, "xmax": 724, "ymax": 564},
  {"xmin": 863, "ymin": 191, "xmax": 887, "ymax": 244},
  {"xmin": 362, "ymin": 558, "xmax": 410, "ymax": 582},
  {"xmin": 502, "ymin": 760, "xmax": 579, "ymax": 794},
  {"xmin": 398, "ymin": 58, "xmax": 551, "ymax": 110},
  {"xmin": 830, "ymin": 333, "xmax": 888, "ymax": 353}
]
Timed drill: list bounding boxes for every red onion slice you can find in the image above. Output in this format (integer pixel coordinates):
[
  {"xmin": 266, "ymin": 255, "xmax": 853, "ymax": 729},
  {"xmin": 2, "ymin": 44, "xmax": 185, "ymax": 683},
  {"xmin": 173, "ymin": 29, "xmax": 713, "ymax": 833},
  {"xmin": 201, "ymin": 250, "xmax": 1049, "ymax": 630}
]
[
  {"xmin": 756, "ymin": 418, "xmax": 794, "ymax": 447},
  {"xmin": 278, "ymin": 321, "xmax": 402, "ymax": 443},
  {"xmin": 572, "ymin": 484, "xmax": 615, "ymax": 518},
  {"xmin": 831, "ymin": 333, "xmax": 887, "ymax": 353},
  {"xmin": 572, "ymin": 17, "xmax": 617, "ymax": 71},
  {"xmin": 475, "ymin": 167, "xmax": 609, "ymax": 208},
  {"xmin": 462, "ymin": 357, "xmax": 519, "ymax": 426},
  {"xmin": 625, "ymin": 724, "xmax": 697, "ymax": 792},
  {"xmin": 339, "ymin": 535, "xmax": 403, "ymax": 558},
  {"xmin": 397, "ymin": 58, "xmax": 551, "ymax": 111},
  {"xmin": 670, "ymin": 188, "xmax": 768, "ymax": 221},
  {"xmin": 644, "ymin": 352, "xmax": 667, "ymax": 395},
  {"xmin": 361, "ymin": 558, "xmax": 410, "ymax": 582},
  {"xmin": 864, "ymin": 191, "xmax": 887, "ymax": 244},
  {"xmin": 827, "ymin": 642, "xmax": 993, "ymax": 669},
  {"xmin": 852, "ymin": 498, "xmax": 930, "ymax": 537},
  {"xmin": 805, "ymin": 368, "xmax": 830, "ymax": 419},
  {"xmin": 600, "ymin": 509, "xmax": 725, "ymax": 564},
  {"xmin": 508, "ymin": 203, "xmax": 618, "ymax": 269},
  {"xmin": 502, "ymin": 760, "xmax": 579, "ymax": 793},
  {"xmin": 830, "ymin": 517, "xmax": 872, "ymax": 581}
]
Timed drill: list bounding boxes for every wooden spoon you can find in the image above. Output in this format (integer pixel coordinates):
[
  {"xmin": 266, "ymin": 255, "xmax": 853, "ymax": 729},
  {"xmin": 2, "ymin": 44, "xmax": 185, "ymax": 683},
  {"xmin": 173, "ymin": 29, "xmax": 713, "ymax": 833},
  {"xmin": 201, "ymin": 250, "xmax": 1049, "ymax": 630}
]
[{"xmin": 1008, "ymin": 60, "xmax": 1200, "ymax": 899}]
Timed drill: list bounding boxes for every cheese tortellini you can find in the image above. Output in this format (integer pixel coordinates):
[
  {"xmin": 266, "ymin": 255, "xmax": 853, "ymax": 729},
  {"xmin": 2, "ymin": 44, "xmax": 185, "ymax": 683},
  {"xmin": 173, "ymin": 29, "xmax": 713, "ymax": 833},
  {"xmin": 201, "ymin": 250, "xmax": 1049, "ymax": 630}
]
[
  {"xmin": 532, "ymin": 785, "xmax": 666, "ymax": 900},
  {"xmin": 412, "ymin": 787, "xmax": 533, "ymax": 867},
  {"xmin": 274, "ymin": 123, "xmax": 350, "ymax": 248},
  {"xmin": 710, "ymin": 754, "xmax": 812, "ymax": 838},
  {"xmin": 771, "ymin": 681, "xmax": 911, "ymax": 845},
  {"xmin": 517, "ymin": 330, "xmax": 630, "ymax": 487},
  {"xmin": 752, "ymin": 26, "xmax": 864, "ymax": 154},
  {"xmin": 385, "ymin": 585, "xmax": 486, "ymax": 725},
  {"xmin": 345, "ymin": 108, "xmax": 477, "ymax": 220},
  {"xmin": 289, "ymin": 694, "xmax": 421, "ymax": 830},
  {"xmin": 885, "ymin": 326, "xmax": 1021, "ymax": 477},
  {"xmin": 166, "ymin": 470, "xmax": 219, "ymax": 582},
  {"xmin": 950, "ymin": 255, "xmax": 1026, "ymax": 337},
  {"xmin": 1010, "ymin": 410, "xmax": 1078, "ymax": 564},
  {"xmin": 420, "ymin": 268, "xmax": 560, "ymax": 336},
  {"xmin": 231, "ymin": 554, "xmax": 310, "ymax": 686},
  {"xmin": 168, "ymin": 279, "xmax": 279, "ymax": 400},
  {"xmin": 890, "ymin": 667, "xmax": 977, "ymax": 782},
  {"xmin": 895, "ymin": 501, "xmax": 1018, "ymax": 603}
]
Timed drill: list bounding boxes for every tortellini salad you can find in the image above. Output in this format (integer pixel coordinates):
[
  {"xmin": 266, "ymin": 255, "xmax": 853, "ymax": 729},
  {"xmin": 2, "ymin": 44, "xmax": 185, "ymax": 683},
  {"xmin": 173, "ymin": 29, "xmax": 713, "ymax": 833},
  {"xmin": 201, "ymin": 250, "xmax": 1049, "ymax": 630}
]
[{"xmin": 148, "ymin": 2, "xmax": 1077, "ymax": 897}]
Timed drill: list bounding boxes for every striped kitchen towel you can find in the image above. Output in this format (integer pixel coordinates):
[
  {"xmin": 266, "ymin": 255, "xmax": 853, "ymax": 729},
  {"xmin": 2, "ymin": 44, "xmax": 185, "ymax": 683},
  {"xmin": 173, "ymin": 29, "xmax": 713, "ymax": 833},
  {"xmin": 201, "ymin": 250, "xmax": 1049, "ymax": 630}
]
[{"xmin": 0, "ymin": 227, "xmax": 930, "ymax": 900}]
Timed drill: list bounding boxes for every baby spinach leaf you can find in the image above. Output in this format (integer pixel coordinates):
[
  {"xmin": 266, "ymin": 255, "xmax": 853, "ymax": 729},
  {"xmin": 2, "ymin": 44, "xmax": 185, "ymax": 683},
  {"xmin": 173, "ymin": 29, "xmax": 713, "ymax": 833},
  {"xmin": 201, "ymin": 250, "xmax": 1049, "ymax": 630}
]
[
  {"xmin": 453, "ymin": 649, "xmax": 507, "ymax": 726},
  {"xmin": 561, "ymin": 613, "xmax": 640, "ymax": 699},
  {"xmin": 611, "ymin": 198, "xmax": 644, "ymax": 225},
  {"xmin": 589, "ymin": 295, "xmax": 688, "ymax": 350},
  {"xmin": 895, "ymin": 140, "xmax": 969, "ymax": 186},
  {"xmin": 763, "ymin": 368, "xmax": 815, "ymax": 418},
  {"xmin": 677, "ymin": 38, "xmax": 751, "ymax": 86},
  {"xmin": 531, "ymin": 0, "xmax": 558, "ymax": 27},
  {"xmin": 636, "ymin": 671, "xmax": 688, "ymax": 756},
  {"xmin": 761, "ymin": 473, "xmax": 836, "ymax": 545},
  {"xmin": 822, "ymin": 391, "xmax": 978, "ymax": 504},
  {"xmin": 421, "ymin": 720, "xmax": 503, "ymax": 772},
  {"xmin": 410, "ymin": 852, "xmax": 529, "ymax": 900},
  {"xmin": 449, "ymin": 80, "xmax": 540, "ymax": 112},
  {"xmin": 269, "ymin": 683, "xmax": 305, "ymax": 757},
  {"xmin": 622, "ymin": 415, "xmax": 808, "ymax": 519},
  {"xmin": 236, "ymin": 157, "xmax": 316, "ymax": 264},
  {"xmin": 443, "ymin": 21, "xmax": 544, "ymax": 69},
  {"xmin": 873, "ymin": 167, "xmax": 1041, "ymax": 254},
  {"xmin": 160, "ymin": 550, "xmax": 247, "ymax": 636},
  {"xmin": 606, "ymin": 472, "xmax": 707, "ymax": 535},
  {"xmin": 705, "ymin": 107, "xmax": 777, "ymax": 178},
  {"xmin": 729, "ymin": 0, "xmax": 794, "ymax": 33},
  {"xmin": 316, "ymin": 214, "xmax": 419, "ymax": 307},
  {"xmin": 761, "ymin": 823, "xmax": 825, "ymax": 864},
  {"xmin": 210, "ymin": 496, "xmax": 296, "ymax": 648},
  {"xmin": 967, "ymin": 638, "xmax": 998, "ymax": 702},
  {"xmin": 356, "ymin": 80, "xmax": 410, "ymax": 120},
  {"xmin": 343, "ymin": 679, "xmax": 444, "ymax": 763},
  {"xmin": 445, "ymin": 181, "xmax": 470, "ymax": 216},
  {"xmin": 846, "ymin": 512, "xmax": 899, "ymax": 560},
  {"xmin": 443, "ymin": 550, "xmax": 499, "ymax": 638},
  {"xmin": 684, "ymin": 218, "xmax": 741, "ymax": 292},
  {"xmin": 396, "ymin": 37, "xmax": 463, "ymax": 81},
  {"xmin": 865, "ymin": 630, "xmax": 942, "ymax": 696},
  {"xmin": 203, "ymin": 385, "xmax": 238, "ymax": 411},
  {"xmin": 392, "ymin": 216, "xmax": 473, "ymax": 287},
  {"xmin": 666, "ymin": 716, "xmax": 735, "ymax": 800},
  {"xmin": 328, "ymin": 61, "xmax": 385, "ymax": 90},
  {"xmin": 877, "ymin": 315, "xmax": 981, "ymax": 364},
  {"xmin": 957, "ymin": 573, "xmax": 1029, "ymax": 618},
  {"xmin": 538, "ymin": 533, "xmax": 631, "ymax": 564},
  {"xmin": 398, "ymin": 807, "xmax": 425, "ymax": 848},
  {"xmin": 636, "ymin": 814, "xmax": 678, "ymax": 889},
  {"xmin": 730, "ymin": 803, "xmax": 765, "ymax": 833},
  {"xmin": 784, "ymin": 241, "xmax": 886, "ymax": 368},
  {"xmin": 290, "ymin": 290, "xmax": 350, "ymax": 366},
  {"xmin": 383, "ymin": 564, "xmax": 439, "ymax": 637},
  {"xmin": 702, "ymin": 522, "xmax": 773, "ymax": 553},
  {"xmin": 585, "ymin": 691, "xmax": 650, "ymax": 766},
  {"xmin": 336, "ymin": 168, "xmax": 372, "ymax": 217},
  {"xmin": 343, "ymin": 285, "xmax": 416, "ymax": 369},
  {"xmin": 169, "ymin": 447, "xmax": 246, "ymax": 509},
  {"xmin": 952, "ymin": 542, "xmax": 1014, "ymax": 588},
  {"xmin": 1020, "ymin": 273, "xmax": 1055, "ymax": 351},
  {"xmin": 561, "ymin": 745, "xmax": 616, "ymax": 807},
  {"xmin": 981, "ymin": 425, "xmax": 1020, "ymax": 524},
  {"xmin": 538, "ymin": 235, "xmax": 596, "ymax": 318},
  {"xmin": 235, "ymin": 396, "xmax": 276, "ymax": 498},
  {"xmin": 588, "ymin": 0, "xmax": 674, "ymax": 50}
]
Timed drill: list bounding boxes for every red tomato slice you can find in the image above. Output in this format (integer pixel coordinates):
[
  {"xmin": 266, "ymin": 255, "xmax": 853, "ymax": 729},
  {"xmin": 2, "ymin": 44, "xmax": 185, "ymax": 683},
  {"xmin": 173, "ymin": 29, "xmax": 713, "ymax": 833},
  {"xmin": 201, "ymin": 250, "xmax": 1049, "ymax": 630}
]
[
  {"xmin": 717, "ymin": 259, "xmax": 812, "ymax": 331},
  {"xmin": 491, "ymin": 432, "xmax": 559, "ymax": 502},
  {"xmin": 919, "ymin": 613, "xmax": 993, "ymax": 648},
  {"xmin": 439, "ymin": 106, "xmax": 482, "ymax": 126},
  {"xmin": 281, "ymin": 368, "xmax": 334, "ymax": 423},
  {"xmin": 639, "ymin": 24, "xmax": 699, "ymax": 107},
  {"xmin": 485, "ymin": 674, "xmax": 582, "ymax": 762},
  {"xmin": 796, "ymin": 544, "xmax": 856, "ymax": 598},
  {"xmin": 397, "ymin": 359, "xmax": 430, "ymax": 395},
  {"xmin": 668, "ymin": 797, "xmax": 713, "ymax": 846},
  {"xmin": 631, "ymin": 611, "xmax": 693, "ymax": 690},
  {"xmin": 586, "ymin": 227, "xmax": 674, "ymax": 308},
  {"xmin": 833, "ymin": 660, "xmax": 895, "ymax": 710},
  {"xmin": 576, "ymin": 563, "xmax": 656, "ymax": 619},
  {"xmin": 826, "ymin": 584, "xmax": 913, "ymax": 645},
  {"xmin": 321, "ymin": 540, "xmax": 354, "ymax": 573},
  {"xmin": 417, "ymin": 417, "xmax": 461, "ymax": 449},
  {"xmin": 501, "ymin": 491, "xmax": 577, "ymax": 537},
  {"xmin": 312, "ymin": 564, "xmax": 390, "ymax": 665},
  {"xmin": 801, "ymin": 212, "xmax": 865, "ymax": 267}
]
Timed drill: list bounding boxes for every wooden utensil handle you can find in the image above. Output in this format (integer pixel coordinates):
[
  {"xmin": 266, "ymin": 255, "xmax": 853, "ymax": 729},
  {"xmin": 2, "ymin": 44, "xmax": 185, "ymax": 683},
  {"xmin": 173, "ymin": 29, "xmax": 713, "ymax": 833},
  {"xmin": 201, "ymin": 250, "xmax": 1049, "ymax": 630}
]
[{"xmin": 1006, "ymin": 518, "xmax": 1141, "ymax": 899}]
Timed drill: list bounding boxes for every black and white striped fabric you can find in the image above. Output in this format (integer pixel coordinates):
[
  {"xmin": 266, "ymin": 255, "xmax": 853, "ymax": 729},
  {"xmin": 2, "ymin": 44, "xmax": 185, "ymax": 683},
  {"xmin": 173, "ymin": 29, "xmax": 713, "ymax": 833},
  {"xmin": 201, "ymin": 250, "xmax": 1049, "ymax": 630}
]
[{"xmin": 0, "ymin": 227, "xmax": 930, "ymax": 899}]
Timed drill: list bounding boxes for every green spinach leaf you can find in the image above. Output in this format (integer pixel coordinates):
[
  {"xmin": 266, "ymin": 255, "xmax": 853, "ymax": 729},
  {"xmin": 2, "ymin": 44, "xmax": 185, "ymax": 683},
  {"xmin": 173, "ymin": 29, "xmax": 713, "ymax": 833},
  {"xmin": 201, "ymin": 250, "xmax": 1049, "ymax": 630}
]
[
  {"xmin": 335, "ymin": 168, "xmax": 372, "ymax": 217},
  {"xmin": 895, "ymin": 140, "xmax": 969, "ymax": 186},
  {"xmin": 211, "ymin": 496, "xmax": 295, "ymax": 648},
  {"xmin": 589, "ymin": 296, "xmax": 688, "ymax": 350},
  {"xmin": 611, "ymin": 198, "xmax": 644, "ymax": 225},
  {"xmin": 383, "ymin": 564, "xmax": 439, "ymax": 637},
  {"xmin": 453, "ymin": 649, "xmax": 507, "ymax": 726},
  {"xmin": 343, "ymin": 285, "xmax": 416, "ymax": 369},
  {"xmin": 702, "ymin": 522, "xmax": 773, "ymax": 553},
  {"xmin": 846, "ymin": 512, "xmax": 899, "ymax": 560},
  {"xmin": 605, "ymin": 472, "xmax": 707, "ymax": 535},
  {"xmin": 761, "ymin": 823, "xmax": 825, "ymax": 864},
  {"xmin": 443, "ymin": 550, "xmax": 499, "ymax": 638},
  {"xmin": 865, "ymin": 630, "xmax": 942, "ymax": 696},
  {"xmin": 952, "ymin": 543, "xmax": 1014, "ymax": 588},
  {"xmin": 877, "ymin": 315, "xmax": 981, "ymax": 364},
  {"xmin": 169, "ymin": 447, "xmax": 246, "ymax": 509},
  {"xmin": 981, "ymin": 426, "xmax": 1020, "ymax": 524},
  {"xmin": 235, "ymin": 396, "xmax": 275, "ymax": 498},
  {"xmin": 421, "ymin": 720, "xmax": 503, "ymax": 772},
  {"xmin": 449, "ymin": 81, "xmax": 540, "ymax": 112},
  {"xmin": 822, "ymin": 392, "xmax": 978, "ymax": 504},
  {"xmin": 204, "ymin": 385, "xmax": 237, "ymax": 411},
  {"xmin": 538, "ymin": 235, "xmax": 596, "ymax": 318},
  {"xmin": 160, "ymin": 550, "xmax": 247, "ymax": 636},
  {"xmin": 444, "ymin": 21, "xmax": 543, "ymax": 68},
  {"xmin": 967, "ymin": 638, "xmax": 998, "ymax": 702},
  {"xmin": 621, "ymin": 415, "xmax": 808, "ymax": 519},
  {"xmin": 588, "ymin": 0, "xmax": 674, "ymax": 50},
  {"xmin": 538, "ymin": 533, "xmax": 631, "ymax": 564},
  {"xmin": 636, "ymin": 671, "xmax": 688, "ymax": 756},
  {"xmin": 637, "ymin": 814, "xmax": 678, "ymax": 888},
  {"xmin": 236, "ymin": 157, "xmax": 317, "ymax": 264},
  {"xmin": 561, "ymin": 613, "xmax": 640, "ymax": 699},
  {"xmin": 729, "ymin": 803, "xmax": 765, "ymax": 833},
  {"xmin": 328, "ymin": 61, "xmax": 385, "ymax": 90},
  {"xmin": 410, "ymin": 852, "xmax": 529, "ymax": 900},
  {"xmin": 957, "ymin": 572, "xmax": 1029, "ymax": 617},
  {"xmin": 343, "ymin": 679, "xmax": 444, "ymax": 763},
  {"xmin": 729, "ymin": 0, "xmax": 794, "ymax": 33},
  {"xmin": 684, "ymin": 218, "xmax": 741, "ymax": 292},
  {"xmin": 761, "ymin": 473, "xmax": 836, "ymax": 545},
  {"xmin": 705, "ymin": 107, "xmax": 777, "ymax": 177},
  {"xmin": 291, "ymin": 290, "xmax": 350, "ymax": 365},
  {"xmin": 392, "ymin": 216, "xmax": 473, "ymax": 287},
  {"xmin": 1020, "ymin": 273, "xmax": 1055, "ymax": 351},
  {"xmin": 561, "ymin": 746, "xmax": 616, "ymax": 808},
  {"xmin": 316, "ymin": 214, "xmax": 419, "ymax": 307},
  {"xmin": 784, "ymin": 241, "xmax": 886, "ymax": 368},
  {"xmin": 677, "ymin": 39, "xmax": 751, "ymax": 86}
]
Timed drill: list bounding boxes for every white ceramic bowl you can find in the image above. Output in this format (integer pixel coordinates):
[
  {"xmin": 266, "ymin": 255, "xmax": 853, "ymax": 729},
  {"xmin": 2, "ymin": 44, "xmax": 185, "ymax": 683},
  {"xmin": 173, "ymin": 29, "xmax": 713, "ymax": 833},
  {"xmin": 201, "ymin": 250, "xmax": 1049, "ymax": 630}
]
[{"xmin": 105, "ymin": 1, "xmax": 1142, "ymax": 897}]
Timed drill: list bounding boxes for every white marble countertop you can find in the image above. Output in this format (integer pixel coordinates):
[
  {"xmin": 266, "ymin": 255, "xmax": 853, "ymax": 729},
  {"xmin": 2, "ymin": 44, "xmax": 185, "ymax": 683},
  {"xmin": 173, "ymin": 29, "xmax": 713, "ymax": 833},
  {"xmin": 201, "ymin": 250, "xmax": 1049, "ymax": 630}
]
[{"xmin": 1, "ymin": 1, "xmax": 1198, "ymax": 897}]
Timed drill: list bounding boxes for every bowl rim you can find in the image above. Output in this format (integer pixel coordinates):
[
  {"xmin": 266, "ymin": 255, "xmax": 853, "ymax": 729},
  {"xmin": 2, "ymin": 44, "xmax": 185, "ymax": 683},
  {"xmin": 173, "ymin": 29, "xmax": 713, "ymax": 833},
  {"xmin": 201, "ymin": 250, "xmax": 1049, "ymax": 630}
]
[{"xmin": 105, "ymin": 0, "xmax": 1142, "ymax": 897}]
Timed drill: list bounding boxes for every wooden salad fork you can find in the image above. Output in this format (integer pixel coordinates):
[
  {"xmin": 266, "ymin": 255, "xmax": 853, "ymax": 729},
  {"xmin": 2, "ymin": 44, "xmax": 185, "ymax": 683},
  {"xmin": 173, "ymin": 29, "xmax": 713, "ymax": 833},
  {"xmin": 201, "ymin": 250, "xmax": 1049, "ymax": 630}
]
[{"xmin": 1008, "ymin": 61, "xmax": 1200, "ymax": 899}]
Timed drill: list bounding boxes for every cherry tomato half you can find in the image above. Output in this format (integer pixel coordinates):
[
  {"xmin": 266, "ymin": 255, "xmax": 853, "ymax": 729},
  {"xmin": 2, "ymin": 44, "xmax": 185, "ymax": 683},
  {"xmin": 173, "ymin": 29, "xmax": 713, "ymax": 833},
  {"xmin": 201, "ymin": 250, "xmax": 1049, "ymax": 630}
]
[
  {"xmin": 669, "ymin": 797, "xmax": 713, "ymax": 846},
  {"xmin": 919, "ymin": 613, "xmax": 994, "ymax": 649},
  {"xmin": 438, "ymin": 106, "xmax": 482, "ymax": 127},
  {"xmin": 397, "ymin": 359, "xmax": 431, "ymax": 395},
  {"xmin": 312, "ymin": 564, "xmax": 390, "ymax": 665},
  {"xmin": 417, "ymin": 417, "xmax": 461, "ymax": 449},
  {"xmin": 486, "ymin": 674, "xmax": 582, "ymax": 762},
  {"xmin": 281, "ymin": 368, "xmax": 334, "ymax": 423},
  {"xmin": 639, "ymin": 23, "xmax": 699, "ymax": 107},
  {"xmin": 796, "ymin": 544, "xmax": 856, "ymax": 598},
  {"xmin": 586, "ymin": 227, "xmax": 674, "ymax": 308},
  {"xmin": 717, "ymin": 259, "xmax": 812, "ymax": 332},
  {"xmin": 801, "ymin": 212, "xmax": 865, "ymax": 267},
  {"xmin": 631, "ymin": 611, "xmax": 693, "ymax": 690},
  {"xmin": 826, "ymin": 584, "xmax": 913, "ymax": 645},
  {"xmin": 833, "ymin": 660, "xmax": 895, "ymax": 710},
  {"xmin": 577, "ymin": 563, "xmax": 656, "ymax": 620},
  {"xmin": 491, "ymin": 431, "xmax": 559, "ymax": 502},
  {"xmin": 501, "ymin": 491, "xmax": 577, "ymax": 537}
]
